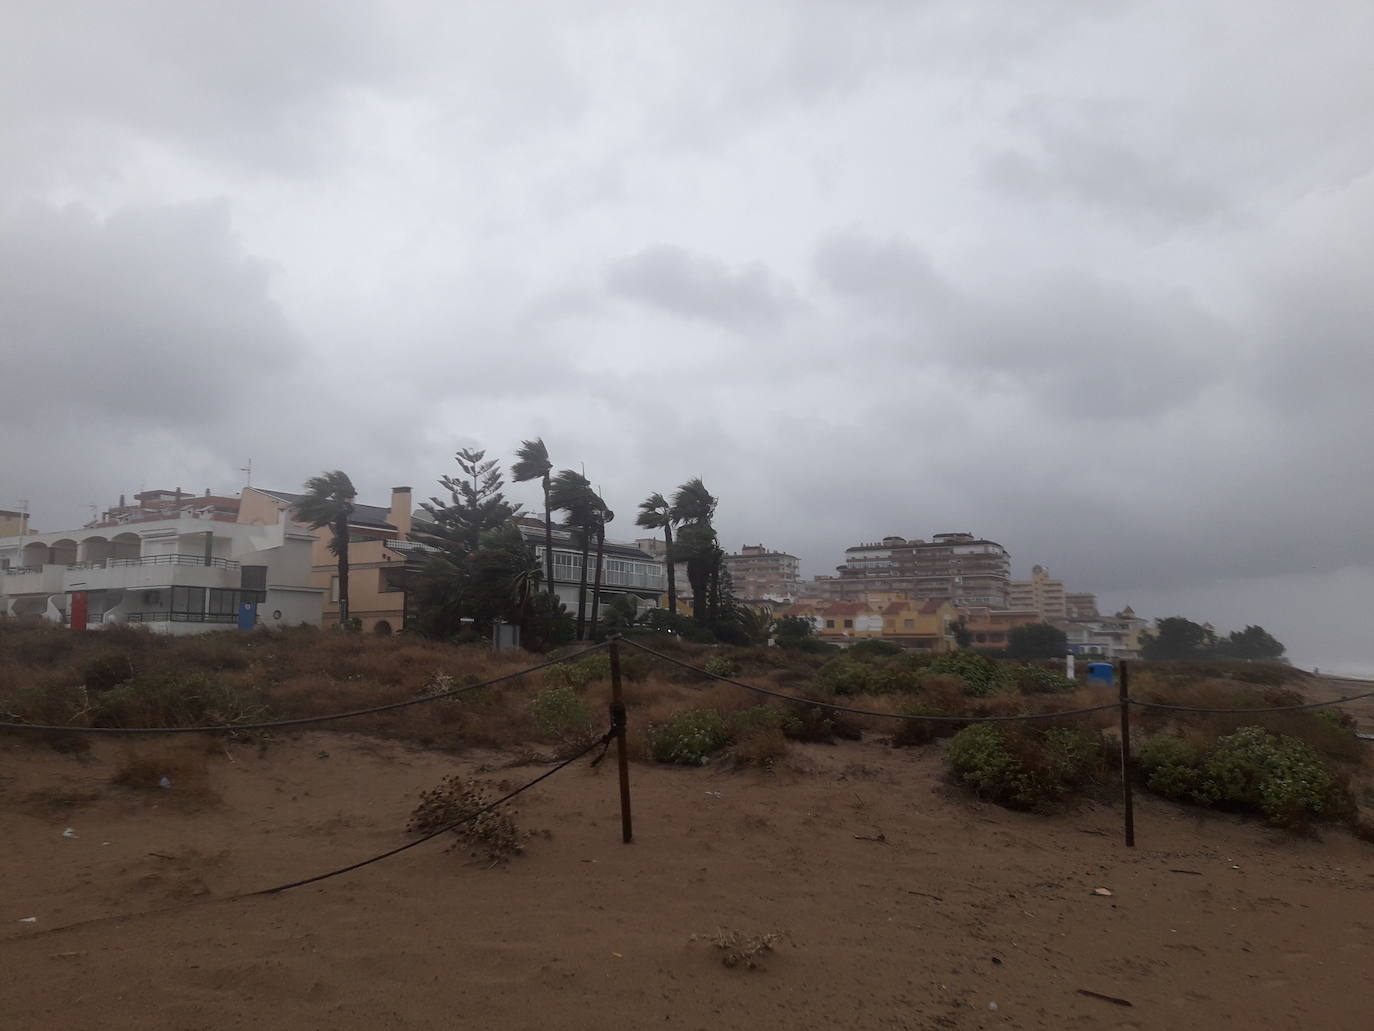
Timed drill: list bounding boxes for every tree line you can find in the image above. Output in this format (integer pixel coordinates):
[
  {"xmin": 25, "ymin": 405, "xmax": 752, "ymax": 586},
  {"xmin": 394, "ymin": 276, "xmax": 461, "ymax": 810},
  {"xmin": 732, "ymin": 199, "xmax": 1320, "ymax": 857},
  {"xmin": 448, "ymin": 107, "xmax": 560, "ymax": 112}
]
[
  {"xmin": 1140, "ymin": 617, "xmax": 1286, "ymax": 663},
  {"xmin": 296, "ymin": 440, "xmax": 752, "ymax": 648}
]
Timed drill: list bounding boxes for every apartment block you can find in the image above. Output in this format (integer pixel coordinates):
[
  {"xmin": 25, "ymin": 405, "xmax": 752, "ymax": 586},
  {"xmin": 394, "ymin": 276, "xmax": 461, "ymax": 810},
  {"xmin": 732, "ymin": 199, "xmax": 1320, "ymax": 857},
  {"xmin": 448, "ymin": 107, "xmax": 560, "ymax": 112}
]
[
  {"xmin": 831, "ymin": 531, "xmax": 1011, "ymax": 608},
  {"xmin": 1007, "ymin": 564, "xmax": 1067, "ymax": 621},
  {"xmin": 724, "ymin": 544, "xmax": 801, "ymax": 603}
]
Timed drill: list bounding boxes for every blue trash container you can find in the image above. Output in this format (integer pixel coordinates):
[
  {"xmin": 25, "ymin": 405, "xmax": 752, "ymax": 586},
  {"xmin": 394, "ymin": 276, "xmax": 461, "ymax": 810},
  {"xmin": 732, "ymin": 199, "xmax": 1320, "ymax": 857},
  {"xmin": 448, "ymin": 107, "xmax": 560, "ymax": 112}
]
[{"xmin": 1086, "ymin": 662, "xmax": 1114, "ymax": 686}]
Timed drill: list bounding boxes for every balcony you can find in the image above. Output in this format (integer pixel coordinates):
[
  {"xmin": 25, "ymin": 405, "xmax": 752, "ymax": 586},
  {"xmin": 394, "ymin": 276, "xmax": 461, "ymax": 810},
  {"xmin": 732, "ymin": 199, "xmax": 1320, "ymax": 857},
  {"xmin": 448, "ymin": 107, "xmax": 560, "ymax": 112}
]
[{"xmin": 108, "ymin": 554, "xmax": 239, "ymax": 570}]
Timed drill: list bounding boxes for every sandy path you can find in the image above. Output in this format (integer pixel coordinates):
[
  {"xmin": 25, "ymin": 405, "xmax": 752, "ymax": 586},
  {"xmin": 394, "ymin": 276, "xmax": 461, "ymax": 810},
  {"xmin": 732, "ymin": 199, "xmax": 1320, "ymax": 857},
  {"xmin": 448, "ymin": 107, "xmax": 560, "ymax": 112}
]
[{"xmin": 3, "ymin": 730, "xmax": 1372, "ymax": 1031}]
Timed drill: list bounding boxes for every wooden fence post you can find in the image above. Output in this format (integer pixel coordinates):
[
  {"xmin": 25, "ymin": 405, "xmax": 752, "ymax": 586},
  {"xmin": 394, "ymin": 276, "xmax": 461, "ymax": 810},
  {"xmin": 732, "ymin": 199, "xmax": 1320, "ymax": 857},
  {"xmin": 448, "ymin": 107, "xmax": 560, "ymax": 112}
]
[
  {"xmin": 1119, "ymin": 659, "xmax": 1136, "ymax": 847},
  {"xmin": 609, "ymin": 640, "xmax": 633, "ymax": 844}
]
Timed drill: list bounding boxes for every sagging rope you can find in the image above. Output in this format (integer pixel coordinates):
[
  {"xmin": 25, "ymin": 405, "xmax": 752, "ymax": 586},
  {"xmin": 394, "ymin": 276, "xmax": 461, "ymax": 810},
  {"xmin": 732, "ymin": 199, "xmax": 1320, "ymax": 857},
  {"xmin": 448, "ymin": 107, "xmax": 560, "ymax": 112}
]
[
  {"xmin": 5, "ymin": 728, "xmax": 614, "ymax": 941},
  {"xmin": 1128, "ymin": 688, "xmax": 1374, "ymax": 715},
  {"xmin": 0, "ymin": 640, "xmax": 611, "ymax": 736}
]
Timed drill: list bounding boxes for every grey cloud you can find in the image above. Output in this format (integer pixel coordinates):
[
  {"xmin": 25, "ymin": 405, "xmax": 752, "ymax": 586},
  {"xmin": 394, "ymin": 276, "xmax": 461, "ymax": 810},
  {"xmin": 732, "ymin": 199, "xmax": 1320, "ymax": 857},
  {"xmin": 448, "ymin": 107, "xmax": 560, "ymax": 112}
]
[
  {"xmin": 983, "ymin": 126, "xmax": 1230, "ymax": 229},
  {"xmin": 606, "ymin": 245, "xmax": 798, "ymax": 329},
  {"xmin": 0, "ymin": 200, "xmax": 301, "ymax": 427},
  {"xmin": 813, "ymin": 228, "xmax": 1228, "ymax": 418},
  {"xmin": 1, "ymin": 1, "xmax": 395, "ymax": 186}
]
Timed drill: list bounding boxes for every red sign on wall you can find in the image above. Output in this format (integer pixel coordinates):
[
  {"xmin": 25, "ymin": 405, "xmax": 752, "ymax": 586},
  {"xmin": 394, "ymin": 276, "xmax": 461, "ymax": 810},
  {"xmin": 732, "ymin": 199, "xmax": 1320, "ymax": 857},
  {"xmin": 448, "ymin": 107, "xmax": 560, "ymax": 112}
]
[{"xmin": 70, "ymin": 592, "xmax": 88, "ymax": 631}]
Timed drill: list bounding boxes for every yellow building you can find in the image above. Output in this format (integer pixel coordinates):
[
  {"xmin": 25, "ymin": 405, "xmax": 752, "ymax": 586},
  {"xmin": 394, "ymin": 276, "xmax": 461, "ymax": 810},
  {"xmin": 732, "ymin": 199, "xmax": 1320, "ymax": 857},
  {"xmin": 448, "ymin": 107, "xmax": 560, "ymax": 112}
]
[
  {"xmin": 958, "ymin": 606, "xmax": 1043, "ymax": 650},
  {"xmin": 780, "ymin": 597, "xmax": 958, "ymax": 651},
  {"xmin": 1007, "ymin": 564, "xmax": 1067, "ymax": 621},
  {"xmin": 240, "ymin": 486, "xmax": 419, "ymax": 634}
]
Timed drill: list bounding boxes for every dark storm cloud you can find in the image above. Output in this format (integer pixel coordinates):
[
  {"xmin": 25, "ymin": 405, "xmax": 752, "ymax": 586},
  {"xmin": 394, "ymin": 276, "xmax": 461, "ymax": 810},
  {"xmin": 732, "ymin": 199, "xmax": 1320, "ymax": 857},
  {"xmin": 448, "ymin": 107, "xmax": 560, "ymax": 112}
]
[{"xmin": 607, "ymin": 245, "xmax": 798, "ymax": 329}]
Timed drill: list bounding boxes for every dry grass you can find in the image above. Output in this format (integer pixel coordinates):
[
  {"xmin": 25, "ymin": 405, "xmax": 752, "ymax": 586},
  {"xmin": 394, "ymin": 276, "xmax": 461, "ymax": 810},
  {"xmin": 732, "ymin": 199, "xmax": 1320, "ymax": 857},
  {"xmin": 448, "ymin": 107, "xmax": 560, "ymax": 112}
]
[
  {"xmin": 1, "ymin": 621, "xmax": 1363, "ymax": 792},
  {"xmin": 112, "ymin": 741, "xmax": 219, "ymax": 805}
]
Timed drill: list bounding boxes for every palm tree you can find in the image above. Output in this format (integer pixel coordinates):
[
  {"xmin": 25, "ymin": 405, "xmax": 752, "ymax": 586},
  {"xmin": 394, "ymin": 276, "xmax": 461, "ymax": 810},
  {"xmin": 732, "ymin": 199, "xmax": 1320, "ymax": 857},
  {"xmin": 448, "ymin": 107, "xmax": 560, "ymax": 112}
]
[
  {"xmin": 635, "ymin": 491, "xmax": 677, "ymax": 615},
  {"xmin": 511, "ymin": 438, "xmax": 555, "ymax": 598},
  {"xmin": 549, "ymin": 470, "xmax": 597, "ymax": 639},
  {"xmin": 671, "ymin": 478, "xmax": 718, "ymax": 625},
  {"xmin": 589, "ymin": 497, "xmax": 613, "ymax": 638},
  {"xmin": 296, "ymin": 470, "xmax": 357, "ymax": 627}
]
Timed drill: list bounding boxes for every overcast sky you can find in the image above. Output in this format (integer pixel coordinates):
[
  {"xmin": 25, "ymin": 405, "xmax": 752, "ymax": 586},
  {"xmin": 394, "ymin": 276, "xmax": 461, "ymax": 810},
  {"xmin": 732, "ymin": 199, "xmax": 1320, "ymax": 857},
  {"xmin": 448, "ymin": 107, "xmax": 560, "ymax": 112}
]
[{"xmin": 3, "ymin": 1, "xmax": 1371, "ymax": 672}]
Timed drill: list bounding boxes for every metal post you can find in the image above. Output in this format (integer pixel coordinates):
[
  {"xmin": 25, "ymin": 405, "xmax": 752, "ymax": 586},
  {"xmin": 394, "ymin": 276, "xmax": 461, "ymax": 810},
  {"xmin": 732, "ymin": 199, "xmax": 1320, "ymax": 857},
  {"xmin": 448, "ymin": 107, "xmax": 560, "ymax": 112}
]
[
  {"xmin": 609, "ymin": 640, "xmax": 633, "ymax": 844},
  {"xmin": 1119, "ymin": 659, "xmax": 1136, "ymax": 847}
]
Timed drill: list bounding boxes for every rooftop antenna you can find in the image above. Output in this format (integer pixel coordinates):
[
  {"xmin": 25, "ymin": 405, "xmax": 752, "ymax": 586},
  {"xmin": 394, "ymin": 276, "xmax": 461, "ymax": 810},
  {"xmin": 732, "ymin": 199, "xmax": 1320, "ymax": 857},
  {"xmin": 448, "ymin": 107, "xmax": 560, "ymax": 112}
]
[{"xmin": 240, "ymin": 458, "xmax": 253, "ymax": 488}]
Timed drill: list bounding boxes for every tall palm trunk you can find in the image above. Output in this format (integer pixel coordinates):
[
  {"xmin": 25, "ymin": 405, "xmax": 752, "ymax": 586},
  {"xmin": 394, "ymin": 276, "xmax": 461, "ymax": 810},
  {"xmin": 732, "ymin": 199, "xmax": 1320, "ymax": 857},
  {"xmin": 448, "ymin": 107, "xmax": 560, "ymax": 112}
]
[
  {"xmin": 663, "ymin": 523, "xmax": 677, "ymax": 614},
  {"xmin": 335, "ymin": 512, "xmax": 350, "ymax": 626},
  {"xmin": 590, "ymin": 519, "xmax": 607, "ymax": 638},
  {"xmin": 541, "ymin": 474, "xmax": 555, "ymax": 596},
  {"xmin": 576, "ymin": 532, "xmax": 591, "ymax": 639}
]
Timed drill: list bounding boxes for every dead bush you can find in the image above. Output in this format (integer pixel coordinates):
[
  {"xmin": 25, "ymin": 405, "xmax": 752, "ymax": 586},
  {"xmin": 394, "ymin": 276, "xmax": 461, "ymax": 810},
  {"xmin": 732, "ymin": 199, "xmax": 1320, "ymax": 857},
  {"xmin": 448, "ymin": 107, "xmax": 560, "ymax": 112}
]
[
  {"xmin": 407, "ymin": 774, "xmax": 527, "ymax": 865},
  {"xmin": 692, "ymin": 928, "xmax": 788, "ymax": 970}
]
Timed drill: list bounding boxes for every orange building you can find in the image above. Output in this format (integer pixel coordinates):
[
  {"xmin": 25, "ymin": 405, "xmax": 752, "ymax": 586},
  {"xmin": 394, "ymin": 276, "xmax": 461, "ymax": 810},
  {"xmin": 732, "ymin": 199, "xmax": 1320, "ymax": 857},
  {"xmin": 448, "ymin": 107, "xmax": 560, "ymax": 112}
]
[{"xmin": 240, "ymin": 486, "xmax": 420, "ymax": 634}]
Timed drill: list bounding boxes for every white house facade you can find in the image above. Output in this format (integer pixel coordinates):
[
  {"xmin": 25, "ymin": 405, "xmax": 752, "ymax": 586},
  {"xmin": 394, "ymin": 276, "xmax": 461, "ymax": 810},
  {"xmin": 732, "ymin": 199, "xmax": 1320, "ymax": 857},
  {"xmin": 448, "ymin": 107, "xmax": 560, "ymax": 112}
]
[{"xmin": 0, "ymin": 508, "xmax": 323, "ymax": 634}]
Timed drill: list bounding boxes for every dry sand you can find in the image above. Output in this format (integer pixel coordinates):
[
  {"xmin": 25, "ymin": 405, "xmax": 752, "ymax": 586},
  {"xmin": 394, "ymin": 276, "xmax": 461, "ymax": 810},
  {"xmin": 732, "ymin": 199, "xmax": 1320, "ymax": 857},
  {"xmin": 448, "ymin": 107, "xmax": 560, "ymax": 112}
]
[{"xmin": 3, "ymin": 725, "xmax": 1372, "ymax": 1030}]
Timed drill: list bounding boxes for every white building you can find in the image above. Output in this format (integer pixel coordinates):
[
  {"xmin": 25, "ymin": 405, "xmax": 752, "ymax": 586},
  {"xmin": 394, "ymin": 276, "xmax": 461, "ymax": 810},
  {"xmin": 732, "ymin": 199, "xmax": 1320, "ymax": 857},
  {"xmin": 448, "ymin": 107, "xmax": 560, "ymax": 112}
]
[{"xmin": 0, "ymin": 507, "xmax": 323, "ymax": 634}]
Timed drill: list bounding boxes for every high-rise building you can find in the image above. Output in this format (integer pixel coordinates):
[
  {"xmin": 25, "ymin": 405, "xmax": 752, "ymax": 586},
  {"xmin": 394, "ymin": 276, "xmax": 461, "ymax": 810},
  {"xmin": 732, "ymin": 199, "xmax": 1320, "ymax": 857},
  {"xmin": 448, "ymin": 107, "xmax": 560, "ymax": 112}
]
[
  {"xmin": 1008, "ymin": 564, "xmax": 1067, "ymax": 621},
  {"xmin": 830, "ymin": 532, "xmax": 1011, "ymax": 608},
  {"xmin": 724, "ymin": 544, "xmax": 801, "ymax": 603}
]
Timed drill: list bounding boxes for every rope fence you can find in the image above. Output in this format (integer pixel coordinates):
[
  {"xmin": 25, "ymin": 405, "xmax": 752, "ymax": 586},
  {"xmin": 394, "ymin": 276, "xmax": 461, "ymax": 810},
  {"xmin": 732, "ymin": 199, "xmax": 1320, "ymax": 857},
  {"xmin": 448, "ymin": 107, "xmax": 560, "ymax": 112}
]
[{"xmin": 4, "ymin": 633, "xmax": 1371, "ymax": 939}]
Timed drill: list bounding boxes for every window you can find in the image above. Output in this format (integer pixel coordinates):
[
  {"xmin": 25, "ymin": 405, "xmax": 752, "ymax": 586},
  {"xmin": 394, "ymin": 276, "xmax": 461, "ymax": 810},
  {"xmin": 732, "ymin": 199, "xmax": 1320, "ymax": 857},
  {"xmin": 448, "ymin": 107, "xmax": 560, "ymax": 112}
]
[
  {"xmin": 172, "ymin": 586, "xmax": 205, "ymax": 615},
  {"xmin": 903, "ymin": 619, "xmax": 914, "ymax": 629},
  {"xmin": 330, "ymin": 576, "xmax": 340, "ymax": 602},
  {"xmin": 843, "ymin": 619, "xmax": 853, "ymax": 629},
  {"xmin": 825, "ymin": 619, "xmax": 835, "ymax": 629}
]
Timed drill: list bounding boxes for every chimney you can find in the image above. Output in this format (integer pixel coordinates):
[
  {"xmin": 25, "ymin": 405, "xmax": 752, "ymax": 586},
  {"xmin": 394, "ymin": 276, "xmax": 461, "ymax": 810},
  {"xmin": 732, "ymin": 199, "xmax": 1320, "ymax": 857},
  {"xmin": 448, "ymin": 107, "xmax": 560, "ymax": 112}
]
[
  {"xmin": 389, "ymin": 487, "xmax": 412, "ymax": 537},
  {"xmin": 119, "ymin": 494, "xmax": 126, "ymax": 508}
]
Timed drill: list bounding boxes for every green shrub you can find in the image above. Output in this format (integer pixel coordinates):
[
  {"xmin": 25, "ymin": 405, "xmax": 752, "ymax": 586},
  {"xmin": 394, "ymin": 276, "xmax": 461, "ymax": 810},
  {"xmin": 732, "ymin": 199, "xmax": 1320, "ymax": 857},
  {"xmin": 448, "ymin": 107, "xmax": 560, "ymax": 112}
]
[
  {"xmin": 530, "ymin": 686, "xmax": 596, "ymax": 742},
  {"xmin": 928, "ymin": 652, "xmax": 1011, "ymax": 697},
  {"xmin": 1314, "ymin": 708, "xmax": 1357, "ymax": 736},
  {"xmin": 848, "ymin": 639, "xmax": 903, "ymax": 660},
  {"xmin": 1206, "ymin": 727, "xmax": 1334, "ymax": 826},
  {"xmin": 648, "ymin": 709, "xmax": 730, "ymax": 765},
  {"xmin": 92, "ymin": 672, "xmax": 262, "ymax": 729},
  {"xmin": 543, "ymin": 651, "xmax": 612, "ymax": 689},
  {"xmin": 703, "ymin": 655, "xmax": 737, "ymax": 679},
  {"xmin": 1138, "ymin": 736, "xmax": 1212, "ymax": 802},
  {"xmin": 866, "ymin": 666, "xmax": 922, "ymax": 694},
  {"xmin": 946, "ymin": 723, "xmax": 1106, "ymax": 809},
  {"xmin": 814, "ymin": 657, "xmax": 871, "ymax": 696},
  {"xmin": 1139, "ymin": 727, "xmax": 1337, "ymax": 827},
  {"xmin": 1008, "ymin": 663, "xmax": 1076, "ymax": 694}
]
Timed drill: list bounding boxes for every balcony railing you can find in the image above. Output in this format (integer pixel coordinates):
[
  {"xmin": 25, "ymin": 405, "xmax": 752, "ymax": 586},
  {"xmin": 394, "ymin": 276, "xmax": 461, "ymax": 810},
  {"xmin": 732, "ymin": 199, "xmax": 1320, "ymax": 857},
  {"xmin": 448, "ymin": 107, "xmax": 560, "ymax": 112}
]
[
  {"xmin": 125, "ymin": 611, "xmax": 238, "ymax": 624},
  {"xmin": 108, "ymin": 554, "xmax": 239, "ymax": 570}
]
